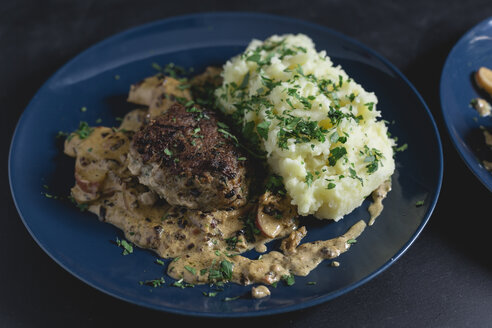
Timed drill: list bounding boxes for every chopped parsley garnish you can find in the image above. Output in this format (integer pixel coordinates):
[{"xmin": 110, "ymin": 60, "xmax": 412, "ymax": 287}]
[
  {"xmin": 276, "ymin": 117, "xmax": 328, "ymax": 150},
  {"xmin": 220, "ymin": 260, "xmax": 233, "ymax": 280},
  {"xmin": 192, "ymin": 127, "xmax": 201, "ymax": 135},
  {"xmin": 287, "ymin": 88, "xmax": 311, "ymax": 109},
  {"xmin": 156, "ymin": 62, "xmax": 191, "ymax": 79},
  {"xmin": 329, "ymin": 131, "xmax": 340, "ymax": 144},
  {"xmin": 256, "ymin": 121, "xmax": 270, "ymax": 140},
  {"xmin": 139, "ymin": 277, "xmax": 165, "ymax": 287},
  {"xmin": 177, "ymin": 83, "xmax": 191, "ymax": 90},
  {"xmin": 241, "ymin": 213, "xmax": 260, "ymax": 242},
  {"xmin": 365, "ymin": 102, "xmax": 374, "ymax": 111},
  {"xmin": 80, "ymin": 106, "xmax": 87, "ymax": 112},
  {"xmin": 285, "ymin": 98, "xmax": 295, "ymax": 109},
  {"xmin": 76, "ymin": 203, "xmax": 89, "ymax": 211},
  {"xmin": 184, "ymin": 265, "xmax": 197, "ymax": 275},
  {"xmin": 261, "ymin": 76, "xmax": 281, "ymax": 92},
  {"xmin": 328, "ymin": 147, "xmax": 347, "ymax": 166},
  {"xmin": 265, "ymin": 174, "xmax": 286, "ymax": 195},
  {"xmin": 70, "ymin": 121, "xmax": 93, "ymax": 141},
  {"xmin": 363, "ymin": 145, "xmax": 384, "ymax": 174},
  {"xmin": 171, "ymin": 278, "xmax": 194, "ymax": 289},
  {"xmin": 202, "ymin": 259, "xmax": 235, "ymax": 283},
  {"xmin": 305, "ymin": 172, "xmax": 314, "ymax": 187},
  {"xmin": 186, "ymin": 106, "xmax": 201, "ymax": 114},
  {"xmin": 294, "ymin": 64, "xmax": 304, "ymax": 77},
  {"xmin": 68, "ymin": 196, "xmax": 88, "ymax": 211},
  {"xmin": 164, "ymin": 148, "xmax": 173, "ymax": 156},
  {"xmin": 238, "ymin": 71, "xmax": 250, "ymax": 89},
  {"xmin": 246, "ymin": 53, "xmax": 261, "ymax": 63},
  {"xmin": 347, "ymin": 239, "xmax": 357, "ymax": 244},
  {"xmin": 295, "ymin": 46, "xmax": 307, "ymax": 53},
  {"xmin": 415, "ymin": 200, "xmax": 425, "ymax": 207},
  {"xmin": 307, "ymin": 281, "xmax": 317, "ymax": 285},
  {"xmin": 115, "ymin": 237, "xmax": 133, "ymax": 255},
  {"xmin": 242, "ymin": 121, "xmax": 260, "ymax": 147},
  {"xmin": 151, "ymin": 62, "xmax": 162, "ymax": 71},
  {"xmin": 56, "ymin": 131, "xmax": 68, "ymax": 139},
  {"xmin": 41, "ymin": 192, "xmax": 57, "ymax": 199},
  {"xmin": 203, "ymin": 291, "xmax": 218, "ymax": 297},
  {"xmin": 281, "ymin": 274, "xmax": 295, "ymax": 286},
  {"xmin": 349, "ymin": 167, "xmax": 364, "ymax": 185},
  {"xmin": 327, "ymin": 107, "xmax": 363, "ymax": 126},
  {"xmin": 155, "ymin": 259, "xmax": 165, "ymax": 266},
  {"xmin": 225, "ymin": 236, "xmax": 238, "ymax": 250},
  {"xmin": 217, "ymin": 121, "xmax": 229, "ymax": 129},
  {"xmin": 327, "ymin": 182, "xmax": 336, "ymax": 189},
  {"xmin": 218, "ymin": 128, "xmax": 239, "ymax": 145},
  {"xmin": 394, "ymin": 143, "xmax": 408, "ymax": 153}
]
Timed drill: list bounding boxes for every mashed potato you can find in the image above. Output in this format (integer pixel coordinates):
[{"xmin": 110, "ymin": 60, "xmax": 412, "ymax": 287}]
[{"xmin": 215, "ymin": 34, "xmax": 395, "ymax": 221}]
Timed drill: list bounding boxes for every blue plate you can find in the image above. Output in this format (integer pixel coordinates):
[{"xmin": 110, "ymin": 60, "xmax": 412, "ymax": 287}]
[
  {"xmin": 9, "ymin": 13, "xmax": 443, "ymax": 317},
  {"xmin": 440, "ymin": 17, "xmax": 492, "ymax": 192}
]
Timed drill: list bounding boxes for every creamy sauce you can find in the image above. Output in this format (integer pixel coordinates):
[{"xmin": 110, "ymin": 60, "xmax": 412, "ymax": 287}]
[
  {"xmin": 167, "ymin": 221, "xmax": 365, "ymax": 285},
  {"xmin": 64, "ymin": 67, "xmax": 388, "ymax": 292},
  {"xmin": 65, "ymin": 121, "xmax": 368, "ymax": 287},
  {"xmin": 368, "ymin": 180, "xmax": 391, "ymax": 226}
]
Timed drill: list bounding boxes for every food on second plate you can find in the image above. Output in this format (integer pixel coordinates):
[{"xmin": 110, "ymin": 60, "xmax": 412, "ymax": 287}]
[
  {"xmin": 483, "ymin": 129, "xmax": 492, "ymax": 171},
  {"xmin": 470, "ymin": 97, "xmax": 491, "ymax": 117},
  {"xmin": 475, "ymin": 66, "xmax": 492, "ymax": 98},
  {"xmin": 215, "ymin": 34, "xmax": 395, "ymax": 221},
  {"xmin": 470, "ymin": 67, "xmax": 492, "ymax": 172},
  {"xmin": 128, "ymin": 102, "xmax": 249, "ymax": 211},
  {"xmin": 64, "ymin": 33, "xmax": 396, "ymax": 295}
]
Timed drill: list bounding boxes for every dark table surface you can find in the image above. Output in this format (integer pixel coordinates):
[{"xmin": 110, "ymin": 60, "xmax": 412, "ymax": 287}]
[{"xmin": 2, "ymin": 1, "xmax": 491, "ymax": 327}]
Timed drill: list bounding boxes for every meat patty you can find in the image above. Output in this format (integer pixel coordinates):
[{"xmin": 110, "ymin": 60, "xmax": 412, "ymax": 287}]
[{"xmin": 128, "ymin": 103, "xmax": 249, "ymax": 211}]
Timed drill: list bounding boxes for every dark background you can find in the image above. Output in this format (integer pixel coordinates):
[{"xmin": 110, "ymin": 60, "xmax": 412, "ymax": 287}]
[{"xmin": 2, "ymin": 1, "xmax": 491, "ymax": 327}]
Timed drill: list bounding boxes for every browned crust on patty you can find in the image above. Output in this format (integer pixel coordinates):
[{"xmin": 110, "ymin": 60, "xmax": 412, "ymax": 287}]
[
  {"xmin": 132, "ymin": 103, "xmax": 244, "ymax": 178},
  {"xmin": 129, "ymin": 102, "xmax": 249, "ymax": 210}
]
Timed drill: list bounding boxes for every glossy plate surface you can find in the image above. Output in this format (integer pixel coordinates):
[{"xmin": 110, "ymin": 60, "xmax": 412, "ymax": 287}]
[
  {"xmin": 9, "ymin": 13, "xmax": 442, "ymax": 317},
  {"xmin": 440, "ymin": 17, "xmax": 492, "ymax": 191}
]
